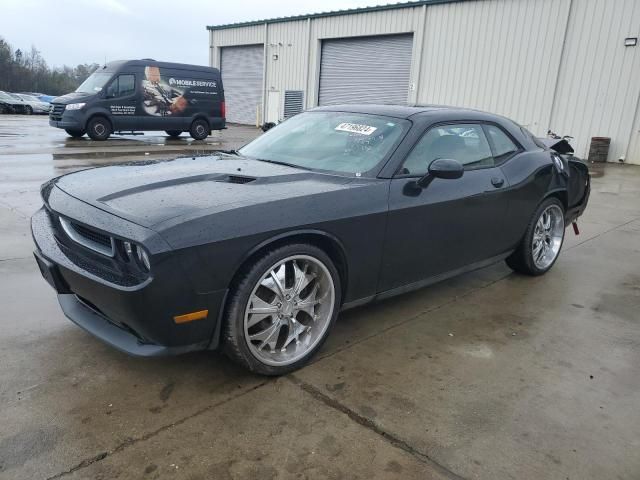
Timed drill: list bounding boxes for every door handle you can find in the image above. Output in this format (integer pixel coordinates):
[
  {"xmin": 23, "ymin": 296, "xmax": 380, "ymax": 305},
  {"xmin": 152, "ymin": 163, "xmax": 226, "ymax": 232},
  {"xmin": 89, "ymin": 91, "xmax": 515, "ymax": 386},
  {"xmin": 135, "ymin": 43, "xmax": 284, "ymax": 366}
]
[{"xmin": 491, "ymin": 177, "xmax": 505, "ymax": 188}]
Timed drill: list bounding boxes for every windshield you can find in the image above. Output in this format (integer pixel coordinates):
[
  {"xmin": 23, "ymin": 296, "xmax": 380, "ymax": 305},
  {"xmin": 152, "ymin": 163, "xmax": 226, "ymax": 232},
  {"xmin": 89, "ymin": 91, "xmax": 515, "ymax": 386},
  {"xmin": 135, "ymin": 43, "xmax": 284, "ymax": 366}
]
[
  {"xmin": 8, "ymin": 93, "xmax": 23, "ymax": 101},
  {"xmin": 0, "ymin": 92, "xmax": 13, "ymax": 101},
  {"xmin": 18, "ymin": 94, "xmax": 36, "ymax": 102},
  {"xmin": 239, "ymin": 111, "xmax": 410, "ymax": 175},
  {"xmin": 75, "ymin": 72, "xmax": 113, "ymax": 93}
]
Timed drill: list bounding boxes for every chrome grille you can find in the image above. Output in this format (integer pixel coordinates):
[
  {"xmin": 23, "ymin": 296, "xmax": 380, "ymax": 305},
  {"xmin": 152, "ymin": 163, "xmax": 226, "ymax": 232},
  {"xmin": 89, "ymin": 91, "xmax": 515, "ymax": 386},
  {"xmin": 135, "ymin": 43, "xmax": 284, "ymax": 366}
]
[
  {"xmin": 59, "ymin": 217, "xmax": 115, "ymax": 257},
  {"xmin": 49, "ymin": 103, "xmax": 66, "ymax": 121}
]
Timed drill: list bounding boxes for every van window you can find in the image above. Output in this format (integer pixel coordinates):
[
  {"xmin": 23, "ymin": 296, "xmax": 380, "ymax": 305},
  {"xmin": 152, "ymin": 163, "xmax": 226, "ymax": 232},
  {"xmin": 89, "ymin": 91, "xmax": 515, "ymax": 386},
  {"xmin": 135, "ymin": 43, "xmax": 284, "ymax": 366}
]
[{"xmin": 106, "ymin": 74, "xmax": 135, "ymax": 98}]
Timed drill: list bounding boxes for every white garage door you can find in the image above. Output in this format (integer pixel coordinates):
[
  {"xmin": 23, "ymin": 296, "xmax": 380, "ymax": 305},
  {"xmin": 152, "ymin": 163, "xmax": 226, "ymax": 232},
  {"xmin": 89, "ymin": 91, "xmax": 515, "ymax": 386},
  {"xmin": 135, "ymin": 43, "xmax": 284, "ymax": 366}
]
[
  {"xmin": 318, "ymin": 34, "xmax": 413, "ymax": 106},
  {"xmin": 220, "ymin": 45, "xmax": 264, "ymax": 124}
]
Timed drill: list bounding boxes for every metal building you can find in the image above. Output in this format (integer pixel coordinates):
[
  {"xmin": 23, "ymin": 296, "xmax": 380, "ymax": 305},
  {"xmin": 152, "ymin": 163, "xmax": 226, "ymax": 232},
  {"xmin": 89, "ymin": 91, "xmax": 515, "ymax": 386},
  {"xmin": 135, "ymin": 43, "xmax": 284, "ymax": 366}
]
[{"xmin": 208, "ymin": 0, "xmax": 640, "ymax": 164}]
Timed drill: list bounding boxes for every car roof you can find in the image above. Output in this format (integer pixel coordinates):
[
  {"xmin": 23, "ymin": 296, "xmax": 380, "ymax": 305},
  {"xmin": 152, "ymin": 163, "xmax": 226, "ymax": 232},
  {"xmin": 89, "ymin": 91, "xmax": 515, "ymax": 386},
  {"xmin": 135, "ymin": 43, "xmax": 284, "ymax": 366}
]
[
  {"xmin": 98, "ymin": 60, "xmax": 219, "ymax": 73},
  {"xmin": 311, "ymin": 104, "xmax": 507, "ymax": 121}
]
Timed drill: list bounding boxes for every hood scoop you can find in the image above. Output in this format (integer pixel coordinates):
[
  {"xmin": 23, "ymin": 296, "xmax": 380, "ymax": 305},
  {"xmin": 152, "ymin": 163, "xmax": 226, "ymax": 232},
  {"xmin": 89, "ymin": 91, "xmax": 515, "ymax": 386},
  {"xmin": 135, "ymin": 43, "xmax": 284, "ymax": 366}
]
[{"xmin": 224, "ymin": 175, "xmax": 256, "ymax": 184}]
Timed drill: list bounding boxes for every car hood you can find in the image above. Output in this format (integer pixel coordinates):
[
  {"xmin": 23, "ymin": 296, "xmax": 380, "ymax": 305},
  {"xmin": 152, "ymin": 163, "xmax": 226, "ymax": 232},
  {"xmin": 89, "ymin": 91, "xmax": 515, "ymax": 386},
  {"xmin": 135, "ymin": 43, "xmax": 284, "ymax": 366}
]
[
  {"xmin": 53, "ymin": 156, "xmax": 355, "ymax": 228},
  {"xmin": 52, "ymin": 91, "xmax": 96, "ymax": 104}
]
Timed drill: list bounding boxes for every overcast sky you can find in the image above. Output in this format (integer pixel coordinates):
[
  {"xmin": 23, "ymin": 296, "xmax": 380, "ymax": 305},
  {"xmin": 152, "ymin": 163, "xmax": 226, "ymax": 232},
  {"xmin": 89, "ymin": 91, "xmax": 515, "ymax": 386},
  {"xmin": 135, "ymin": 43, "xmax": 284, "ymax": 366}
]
[{"xmin": 2, "ymin": 0, "xmax": 401, "ymax": 68}]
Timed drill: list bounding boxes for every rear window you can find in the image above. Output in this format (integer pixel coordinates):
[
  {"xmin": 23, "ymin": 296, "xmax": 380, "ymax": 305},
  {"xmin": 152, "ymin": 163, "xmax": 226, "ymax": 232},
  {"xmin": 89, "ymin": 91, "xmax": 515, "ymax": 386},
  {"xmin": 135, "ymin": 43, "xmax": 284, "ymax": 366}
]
[{"xmin": 520, "ymin": 126, "xmax": 546, "ymax": 149}]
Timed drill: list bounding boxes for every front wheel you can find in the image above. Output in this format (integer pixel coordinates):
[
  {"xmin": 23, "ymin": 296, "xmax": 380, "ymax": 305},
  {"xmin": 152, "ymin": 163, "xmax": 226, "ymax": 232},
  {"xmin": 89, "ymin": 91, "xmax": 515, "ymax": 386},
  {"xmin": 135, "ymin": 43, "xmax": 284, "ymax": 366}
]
[
  {"xmin": 189, "ymin": 119, "xmax": 210, "ymax": 140},
  {"xmin": 223, "ymin": 244, "xmax": 341, "ymax": 375},
  {"xmin": 25, "ymin": 106, "xmax": 33, "ymax": 115},
  {"xmin": 86, "ymin": 116, "xmax": 112, "ymax": 141},
  {"xmin": 506, "ymin": 197, "xmax": 565, "ymax": 276}
]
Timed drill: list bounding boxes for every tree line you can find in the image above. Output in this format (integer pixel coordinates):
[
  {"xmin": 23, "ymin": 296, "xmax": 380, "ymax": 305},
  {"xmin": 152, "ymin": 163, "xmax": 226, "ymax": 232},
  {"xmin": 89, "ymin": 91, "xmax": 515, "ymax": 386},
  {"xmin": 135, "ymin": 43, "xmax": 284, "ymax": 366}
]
[{"xmin": 0, "ymin": 36, "xmax": 99, "ymax": 96}]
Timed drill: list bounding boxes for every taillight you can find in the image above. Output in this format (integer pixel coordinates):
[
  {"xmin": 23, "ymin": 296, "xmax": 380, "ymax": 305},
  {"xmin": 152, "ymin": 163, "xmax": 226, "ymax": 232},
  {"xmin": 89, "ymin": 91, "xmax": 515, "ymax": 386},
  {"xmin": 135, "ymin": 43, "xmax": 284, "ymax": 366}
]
[{"xmin": 220, "ymin": 101, "xmax": 226, "ymax": 119}]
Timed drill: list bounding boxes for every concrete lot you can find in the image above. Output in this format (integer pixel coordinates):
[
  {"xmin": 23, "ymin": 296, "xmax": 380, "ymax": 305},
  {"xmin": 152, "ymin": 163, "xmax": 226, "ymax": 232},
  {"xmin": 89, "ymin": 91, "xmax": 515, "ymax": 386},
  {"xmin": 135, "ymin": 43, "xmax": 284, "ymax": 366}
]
[{"xmin": 0, "ymin": 115, "xmax": 639, "ymax": 480}]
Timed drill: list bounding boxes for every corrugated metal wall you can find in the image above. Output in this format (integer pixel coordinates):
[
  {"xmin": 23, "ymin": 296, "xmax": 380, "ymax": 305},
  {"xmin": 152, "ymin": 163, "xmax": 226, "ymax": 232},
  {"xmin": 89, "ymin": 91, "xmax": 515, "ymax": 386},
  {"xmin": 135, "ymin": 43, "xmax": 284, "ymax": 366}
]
[
  {"xmin": 417, "ymin": 0, "xmax": 571, "ymax": 136},
  {"xmin": 209, "ymin": 0, "xmax": 640, "ymax": 163},
  {"xmin": 549, "ymin": 0, "xmax": 640, "ymax": 162}
]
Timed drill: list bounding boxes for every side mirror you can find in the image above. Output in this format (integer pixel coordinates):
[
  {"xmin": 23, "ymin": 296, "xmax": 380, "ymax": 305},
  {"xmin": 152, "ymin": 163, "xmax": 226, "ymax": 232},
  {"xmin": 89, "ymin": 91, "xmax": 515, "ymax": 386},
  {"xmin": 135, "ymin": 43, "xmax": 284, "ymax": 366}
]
[{"xmin": 417, "ymin": 158, "xmax": 464, "ymax": 187}]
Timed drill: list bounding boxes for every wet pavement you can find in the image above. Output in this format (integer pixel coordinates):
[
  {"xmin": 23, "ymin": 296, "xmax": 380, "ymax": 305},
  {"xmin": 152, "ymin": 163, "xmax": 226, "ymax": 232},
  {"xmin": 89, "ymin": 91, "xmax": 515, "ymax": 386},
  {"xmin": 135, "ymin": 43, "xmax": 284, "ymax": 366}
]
[{"xmin": 1, "ymin": 115, "xmax": 639, "ymax": 479}]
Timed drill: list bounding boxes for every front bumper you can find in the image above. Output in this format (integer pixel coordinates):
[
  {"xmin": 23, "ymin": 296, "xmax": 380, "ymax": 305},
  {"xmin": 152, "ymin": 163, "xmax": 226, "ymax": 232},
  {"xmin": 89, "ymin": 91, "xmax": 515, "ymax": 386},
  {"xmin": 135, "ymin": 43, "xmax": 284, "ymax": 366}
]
[
  {"xmin": 49, "ymin": 109, "xmax": 85, "ymax": 129},
  {"xmin": 31, "ymin": 203, "xmax": 226, "ymax": 357}
]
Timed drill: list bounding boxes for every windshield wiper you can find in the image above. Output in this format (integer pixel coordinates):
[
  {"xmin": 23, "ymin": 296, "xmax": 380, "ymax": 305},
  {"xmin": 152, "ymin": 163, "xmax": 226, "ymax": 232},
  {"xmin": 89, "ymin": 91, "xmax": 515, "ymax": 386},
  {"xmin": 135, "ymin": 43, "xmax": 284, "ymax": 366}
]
[
  {"xmin": 215, "ymin": 149, "xmax": 239, "ymax": 156},
  {"xmin": 252, "ymin": 158, "xmax": 311, "ymax": 171}
]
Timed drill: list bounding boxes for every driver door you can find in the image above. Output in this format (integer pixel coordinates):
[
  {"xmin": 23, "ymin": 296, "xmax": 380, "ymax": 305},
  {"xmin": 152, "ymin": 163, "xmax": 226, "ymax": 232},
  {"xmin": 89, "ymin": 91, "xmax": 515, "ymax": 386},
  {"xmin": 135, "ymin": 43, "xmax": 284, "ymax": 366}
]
[
  {"xmin": 103, "ymin": 73, "xmax": 137, "ymax": 130},
  {"xmin": 379, "ymin": 123, "xmax": 510, "ymax": 292}
]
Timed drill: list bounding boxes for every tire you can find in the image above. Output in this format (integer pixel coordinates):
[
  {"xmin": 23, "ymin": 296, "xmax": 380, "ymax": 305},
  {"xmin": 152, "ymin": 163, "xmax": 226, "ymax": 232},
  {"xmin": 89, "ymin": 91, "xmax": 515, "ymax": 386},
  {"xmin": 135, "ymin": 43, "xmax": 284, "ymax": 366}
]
[
  {"xmin": 165, "ymin": 130, "xmax": 182, "ymax": 138},
  {"xmin": 189, "ymin": 118, "xmax": 210, "ymax": 140},
  {"xmin": 223, "ymin": 243, "xmax": 342, "ymax": 375},
  {"xmin": 65, "ymin": 128, "xmax": 85, "ymax": 138},
  {"xmin": 25, "ymin": 106, "xmax": 33, "ymax": 115},
  {"xmin": 506, "ymin": 197, "xmax": 566, "ymax": 276},
  {"xmin": 86, "ymin": 116, "xmax": 111, "ymax": 141}
]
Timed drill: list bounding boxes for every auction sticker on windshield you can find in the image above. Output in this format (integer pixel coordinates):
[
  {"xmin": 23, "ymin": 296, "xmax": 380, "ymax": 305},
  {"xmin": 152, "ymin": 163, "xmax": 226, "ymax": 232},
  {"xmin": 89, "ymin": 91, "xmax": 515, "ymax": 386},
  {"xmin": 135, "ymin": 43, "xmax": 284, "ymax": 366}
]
[{"xmin": 335, "ymin": 123, "xmax": 377, "ymax": 135}]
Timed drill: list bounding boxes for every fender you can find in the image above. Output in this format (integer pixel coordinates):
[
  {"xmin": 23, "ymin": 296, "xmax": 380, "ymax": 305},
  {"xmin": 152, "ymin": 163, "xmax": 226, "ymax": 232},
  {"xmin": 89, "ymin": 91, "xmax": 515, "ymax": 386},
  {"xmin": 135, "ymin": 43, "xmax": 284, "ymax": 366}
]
[
  {"xmin": 238, "ymin": 228, "xmax": 349, "ymax": 276},
  {"xmin": 83, "ymin": 107, "xmax": 113, "ymax": 129}
]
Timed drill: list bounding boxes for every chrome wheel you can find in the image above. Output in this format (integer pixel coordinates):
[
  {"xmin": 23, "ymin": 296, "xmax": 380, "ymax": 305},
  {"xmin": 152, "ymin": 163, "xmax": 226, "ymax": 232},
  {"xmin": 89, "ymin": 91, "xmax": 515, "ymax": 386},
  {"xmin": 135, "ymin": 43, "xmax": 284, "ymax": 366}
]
[
  {"xmin": 532, "ymin": 204, "xmax": 564, "ymax": 269},
  {"xmin": 244, "ymin": 255, "xmax": 335, "ymax": 366}
]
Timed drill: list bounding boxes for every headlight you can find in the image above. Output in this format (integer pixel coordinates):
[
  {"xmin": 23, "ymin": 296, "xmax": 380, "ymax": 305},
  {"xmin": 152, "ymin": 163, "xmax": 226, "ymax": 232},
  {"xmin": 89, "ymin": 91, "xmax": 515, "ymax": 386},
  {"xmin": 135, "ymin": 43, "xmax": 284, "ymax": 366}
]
[
  {"xmin": 66, "ymin": 102, "xmax": 85, "ymax": 110},
  {"xmin": 123, "ymin": 241, "xmax": 151, "ymax": 272}
]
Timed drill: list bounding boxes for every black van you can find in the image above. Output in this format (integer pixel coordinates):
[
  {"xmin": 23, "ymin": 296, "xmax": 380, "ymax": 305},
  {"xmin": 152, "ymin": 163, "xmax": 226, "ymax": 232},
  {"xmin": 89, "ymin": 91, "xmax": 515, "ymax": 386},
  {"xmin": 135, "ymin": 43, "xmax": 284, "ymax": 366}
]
[{"xmin": 49, "ymin": 59, "xmax": 225, "ymax": 140}]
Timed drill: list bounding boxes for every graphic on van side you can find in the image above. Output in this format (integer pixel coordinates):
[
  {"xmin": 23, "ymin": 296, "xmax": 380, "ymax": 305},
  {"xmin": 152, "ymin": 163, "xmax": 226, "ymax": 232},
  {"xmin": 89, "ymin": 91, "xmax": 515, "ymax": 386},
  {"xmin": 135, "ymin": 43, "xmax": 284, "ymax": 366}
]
[{"xmin": 142, "ymin": 66, "xmax": 217, "ymax": 117}]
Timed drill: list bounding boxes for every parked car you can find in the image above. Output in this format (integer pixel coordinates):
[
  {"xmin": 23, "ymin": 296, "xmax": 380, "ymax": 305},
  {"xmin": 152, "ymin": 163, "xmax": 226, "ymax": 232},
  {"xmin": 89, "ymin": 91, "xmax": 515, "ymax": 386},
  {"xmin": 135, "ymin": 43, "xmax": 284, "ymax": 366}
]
[
  {"xmin": 6, "ymin": 93, "xmax": 35, "ymax": 114},
  {"xmin": 0, "ymin": 91, "xmax": 28, "ymax": 114},
  {"xmin": 49, "ymin": 59, "xmax": 225, "ymax": 140},
  {"xmin": 15, "ymin": 94, "xmax": 51, "ymax": 114},
  {"xmin": 32, "ymin": 105, "xmax": 590, "ymax": 375}
]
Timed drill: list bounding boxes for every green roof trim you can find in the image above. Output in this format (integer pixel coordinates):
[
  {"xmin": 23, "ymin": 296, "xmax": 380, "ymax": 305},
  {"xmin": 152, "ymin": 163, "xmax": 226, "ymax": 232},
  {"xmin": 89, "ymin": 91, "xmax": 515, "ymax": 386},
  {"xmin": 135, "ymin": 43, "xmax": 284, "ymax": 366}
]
[{"xmin": 206, "ymin": 0, "xmax": 468, "ymax": 31}]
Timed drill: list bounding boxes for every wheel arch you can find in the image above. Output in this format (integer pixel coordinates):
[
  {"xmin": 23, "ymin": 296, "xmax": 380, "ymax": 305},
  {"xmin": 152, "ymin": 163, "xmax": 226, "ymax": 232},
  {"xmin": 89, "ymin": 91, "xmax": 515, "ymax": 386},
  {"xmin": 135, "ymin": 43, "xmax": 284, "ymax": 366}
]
[
  {"xmin": 190, "ymin": 114, "xmax": 211, "ymax": 127},
  {"xmin": 544, "ymin": 188, "xmax": 568, "ymax": 211},
  {"xmin": 86, "ymin": 112, "xmax": 113, "ymax": 131},
  {"xmin": 231, "ymin": 230, "xmax": 349, "ymax": 300}
]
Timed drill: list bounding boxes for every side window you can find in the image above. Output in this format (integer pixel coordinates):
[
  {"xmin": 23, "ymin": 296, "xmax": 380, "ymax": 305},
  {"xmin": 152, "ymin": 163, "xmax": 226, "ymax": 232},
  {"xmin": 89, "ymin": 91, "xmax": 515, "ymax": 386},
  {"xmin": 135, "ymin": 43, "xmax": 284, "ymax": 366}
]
[
  {"xmin": 400, "ymin": 123, "xmax": 494, "ymax": 176},
  {"xmin": 106, "ymin": 74, "xmax": 135, "ymax": 98},
  {"xmin": 486, "ymin": 125, "xmax": 519, "ymax": 163}
]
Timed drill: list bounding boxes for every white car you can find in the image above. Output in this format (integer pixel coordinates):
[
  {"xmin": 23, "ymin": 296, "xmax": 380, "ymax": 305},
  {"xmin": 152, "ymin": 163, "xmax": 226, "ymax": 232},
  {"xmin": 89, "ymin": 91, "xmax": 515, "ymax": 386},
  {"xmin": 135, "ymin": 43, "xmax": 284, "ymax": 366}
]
[{"xmin": 13, "ymin": 93, "xmax": 51, "ymax": 114}]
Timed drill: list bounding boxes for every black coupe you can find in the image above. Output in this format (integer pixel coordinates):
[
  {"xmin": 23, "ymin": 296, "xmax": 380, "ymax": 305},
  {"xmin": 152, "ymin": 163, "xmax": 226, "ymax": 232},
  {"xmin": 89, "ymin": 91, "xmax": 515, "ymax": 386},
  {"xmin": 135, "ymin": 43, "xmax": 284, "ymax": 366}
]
[{"xmin": 32, "ymin": 105, "xmax": 590, "ymax": 374}]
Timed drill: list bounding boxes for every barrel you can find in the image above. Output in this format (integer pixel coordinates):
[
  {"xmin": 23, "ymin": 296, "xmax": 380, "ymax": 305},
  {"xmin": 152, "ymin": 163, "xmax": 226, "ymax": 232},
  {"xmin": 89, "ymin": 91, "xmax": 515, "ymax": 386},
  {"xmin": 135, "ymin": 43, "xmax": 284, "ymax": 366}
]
[{"xmin": 587, "ymin": 137, "xmax": 611, "ymax": 163}]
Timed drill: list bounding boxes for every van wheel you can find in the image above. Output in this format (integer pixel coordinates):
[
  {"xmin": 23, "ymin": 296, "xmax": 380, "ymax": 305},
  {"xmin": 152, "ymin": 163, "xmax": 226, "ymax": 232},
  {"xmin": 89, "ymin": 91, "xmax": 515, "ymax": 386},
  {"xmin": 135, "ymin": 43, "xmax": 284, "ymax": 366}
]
[
  {"xmin": 87, "ymin": 117, "xmax": 111, "ymax": 141},
  {"xmin": 189, "ymin": 119, "xmax": 210, "ymax": 140},
  {"xmin": 65, "ymin": 128, "xmax": 85, "ymax": 138},
  {"xmin": 165, "ymin": 130, "xmax": 182, "ymax": 138}
]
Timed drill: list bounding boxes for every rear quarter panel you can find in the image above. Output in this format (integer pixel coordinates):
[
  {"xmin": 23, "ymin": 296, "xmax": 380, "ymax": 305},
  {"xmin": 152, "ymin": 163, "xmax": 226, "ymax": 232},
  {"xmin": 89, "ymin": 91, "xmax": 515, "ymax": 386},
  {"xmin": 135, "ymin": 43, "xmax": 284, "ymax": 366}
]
[{"xmin": 500, "ymin": 150, "xmax": 564, "ymax": 249}]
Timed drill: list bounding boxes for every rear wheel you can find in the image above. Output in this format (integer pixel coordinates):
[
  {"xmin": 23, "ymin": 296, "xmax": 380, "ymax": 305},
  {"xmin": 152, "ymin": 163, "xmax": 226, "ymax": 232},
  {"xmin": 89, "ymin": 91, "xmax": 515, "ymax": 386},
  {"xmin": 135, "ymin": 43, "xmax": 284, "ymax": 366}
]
[
  {"xmin": 506, "ymin": 197, "xmax": 565, "ymax": 276},
  {"xmin": 65, "ymin": 128, "xmax": 85, "ymax": 138},
  {"xmin": 86, "ymin": 116, "xmax": 111, "ymax": 141},
  {"xmin": 189, "ymin": 119, "xmax": 210, "ymax": 140},
  {"xmin": 25, "ymin": 106, "xmax": 33, "ymax": 115},
  {"xmin": 223, "ymin": 243, "xmax": 341, "ymax": 375},
  {"xmin": 165, "ymin": 130, "xmax": 182, "ymax": 138}
]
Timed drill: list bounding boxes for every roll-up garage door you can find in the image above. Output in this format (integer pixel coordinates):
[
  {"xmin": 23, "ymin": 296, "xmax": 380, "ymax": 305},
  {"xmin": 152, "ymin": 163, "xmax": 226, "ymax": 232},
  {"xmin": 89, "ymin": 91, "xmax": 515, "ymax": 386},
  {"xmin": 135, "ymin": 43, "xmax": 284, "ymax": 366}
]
[
  {"xmin": 220, "ymin": 45, "xmax": 264, "ymax": 124},
  {"xmin": 318, "ymin": 34, "xmax": 413, "ymax": 106}
]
